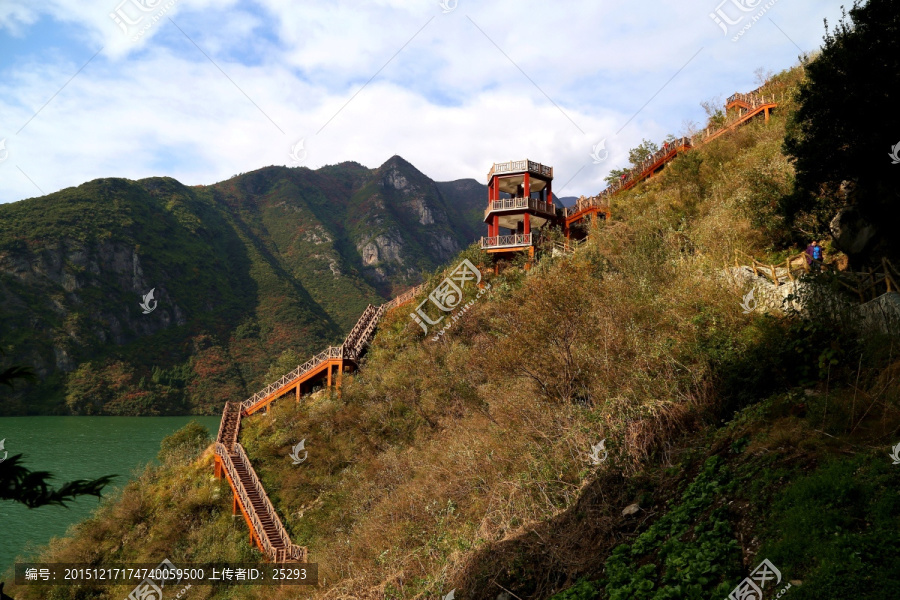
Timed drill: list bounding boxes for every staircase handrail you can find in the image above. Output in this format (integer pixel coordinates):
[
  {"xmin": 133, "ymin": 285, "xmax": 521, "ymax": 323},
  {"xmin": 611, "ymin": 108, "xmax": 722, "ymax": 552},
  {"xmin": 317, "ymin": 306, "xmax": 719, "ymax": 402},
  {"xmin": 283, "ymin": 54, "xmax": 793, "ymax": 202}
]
[
  {"xmin": 342, "ymin": 305, "xmax": 380, "ymax": 359},
  {"xmin": 383, "ymin": 284, "xmax": 425, "ymax": 311},
  {"xmin": 215, "ymin": 442, "xmax": 281, "ymax": 562},
  {"xmin": 342, "ymin": 305, "xmax": 376, "ymax": 349},
  {"xmin": 216, "ymin": 402, "xmax": 230, "ymax": 444},
  {"xmin": 586, "ymin": 90, "xmax": 782, "ymax": 207},
  {"xmin": 564, "ymin": 195, "xmax": 610, "ymax": 218},
  {"xmin": 232, "ymin": 443, "xmax": 296, "ymax": 553},
  {"xmin": 345, "ymin": 306, "xmax": 384, "ymax": 360},
  {"xmin": 241, "ymin": 345, "xmax": 344, "ymax": 412},
  {"xmin": 726, "ymin": 91, "xmax": 778, "ymax": 108}
]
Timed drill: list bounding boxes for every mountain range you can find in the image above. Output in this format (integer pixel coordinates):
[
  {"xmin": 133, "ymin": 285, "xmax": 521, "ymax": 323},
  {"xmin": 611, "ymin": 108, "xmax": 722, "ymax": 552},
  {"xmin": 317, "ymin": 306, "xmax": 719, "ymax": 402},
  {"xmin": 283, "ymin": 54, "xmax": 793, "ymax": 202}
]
[{"xmin": 0, "ymin": 155, "xmax": 491, "ymax": 415}]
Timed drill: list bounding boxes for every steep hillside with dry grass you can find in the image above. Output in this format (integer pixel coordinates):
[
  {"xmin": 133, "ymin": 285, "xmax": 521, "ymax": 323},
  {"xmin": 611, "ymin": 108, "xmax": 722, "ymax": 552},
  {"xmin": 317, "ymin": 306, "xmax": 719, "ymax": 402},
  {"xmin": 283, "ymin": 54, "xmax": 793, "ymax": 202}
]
[{"xmin": 8, "ymin": 64, "xmax": 900, "ymax": 600}]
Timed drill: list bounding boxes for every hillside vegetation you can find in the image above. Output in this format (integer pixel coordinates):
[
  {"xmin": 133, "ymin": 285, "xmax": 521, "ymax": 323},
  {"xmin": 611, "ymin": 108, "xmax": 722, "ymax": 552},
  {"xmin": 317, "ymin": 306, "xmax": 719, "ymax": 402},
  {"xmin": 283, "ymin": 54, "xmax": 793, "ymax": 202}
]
[
  {"xmin": 9, "ymin": 5, "xmax": 900, "ymax": 596},
  {"xmin": 0, "ymin": 157, "xmax": 485, "ymax": 415}
]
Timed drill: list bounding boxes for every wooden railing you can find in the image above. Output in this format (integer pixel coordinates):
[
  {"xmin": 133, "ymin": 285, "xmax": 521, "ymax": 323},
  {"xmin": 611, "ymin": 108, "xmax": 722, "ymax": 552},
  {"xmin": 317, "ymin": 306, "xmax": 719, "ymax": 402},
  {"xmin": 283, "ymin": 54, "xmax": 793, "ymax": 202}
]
[
  {"xmin": 239, "ymin": 285, "xmax": 426, "ymax": 414},
  {"xmin": 595, "ymin": 136, "xmax": 693, "ymax": 201},
  {"xmin": 695, "ymin": 92, "xmax": 783, "ymax": 145},
  {"xmin": 342, "ymin": 305, "xmax": 378, "ymax": 361},
  {"xmin": 833, "ymin": 258, "xmax": 900, "ymax": 302},
  {"xmin": 546, "ymin": 238, "xmax": 586, "ymax": 255},
  {"xmin": 726, "ymin": 91, "xmax": 780, "ymax": 109},
  {"xmin": 232, "ymin": 443, "xmax": 301, "ymax": 559},
  {"xmin": 217, "ymin": 285, "xmax": 427, "ymax": 563},
  {"xmin": 563, "ymin": 195, "xmax": 610, "ymax": 218},
  {"xmin": 487, "ymin": 159, "xmax": 553, "ymax": 182},
  {"xmin": 343, "ymin": 305, "xmax": 382, "ymax": 361},
  {"xmin": 240, "ymin": 345, "xmax": 344, "ymax": 412},
  {"xmin": 485, "ymin": 197, "xmax": 554, "ymax": 219},
  {"xmin": 734, "ymin": 250, "xmax": 810, "ymax": 286},
  {"xmin": 735, "ymin": 250, "xmax": 900, "ymax": 300},
  {"xmin": 383, "ymin": 284, "xmax": 425, "ymax": 311},
  {"xmin": 480, "ymin": 233, "xmax": 533, "ymax": 249},
  {"xmin": 576, "ymin": 89, "xmax": 782, "ymax": 211},
  {"xmin": 215, "ymin": 442, "xmax": 306, "ymax": 563}
]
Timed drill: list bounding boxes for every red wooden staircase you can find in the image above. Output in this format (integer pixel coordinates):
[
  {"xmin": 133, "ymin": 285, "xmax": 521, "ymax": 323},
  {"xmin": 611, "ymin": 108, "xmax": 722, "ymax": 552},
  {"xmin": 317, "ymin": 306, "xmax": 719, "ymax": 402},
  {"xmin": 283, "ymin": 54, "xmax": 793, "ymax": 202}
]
[
  {"xmin": 213, "ymin": 286, "xmax": 423, "ymax": 562},
  {"xmin": 562, "ymin": 89, "xmax": 782, "ymax": 235}
]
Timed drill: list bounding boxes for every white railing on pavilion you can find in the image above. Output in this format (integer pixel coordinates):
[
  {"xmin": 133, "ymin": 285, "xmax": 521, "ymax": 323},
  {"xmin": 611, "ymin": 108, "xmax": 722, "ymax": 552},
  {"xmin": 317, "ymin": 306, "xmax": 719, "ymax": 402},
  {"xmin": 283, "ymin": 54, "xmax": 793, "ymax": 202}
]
[
  {"xmin": 487, "ymin": 159, "xmax": 553, "ymax": 182},
  {"xmin": 480, "ymin": 233, "xmax": 533, "ymax": 249},
  {"xmin": 484, "ymin": 197, "xmax": 555, "ymax": 219}
]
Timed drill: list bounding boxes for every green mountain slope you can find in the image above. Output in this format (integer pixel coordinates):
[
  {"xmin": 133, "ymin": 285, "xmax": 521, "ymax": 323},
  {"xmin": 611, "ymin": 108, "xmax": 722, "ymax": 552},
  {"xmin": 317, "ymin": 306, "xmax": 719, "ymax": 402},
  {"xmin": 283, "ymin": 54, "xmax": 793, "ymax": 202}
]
[
  {"xmin": 0, "ymin": 158, "xmax": 487, "ymax": 415},
  {"xmin": 11, "ymin": 57, "xmax": 900, "ymax": 600}
]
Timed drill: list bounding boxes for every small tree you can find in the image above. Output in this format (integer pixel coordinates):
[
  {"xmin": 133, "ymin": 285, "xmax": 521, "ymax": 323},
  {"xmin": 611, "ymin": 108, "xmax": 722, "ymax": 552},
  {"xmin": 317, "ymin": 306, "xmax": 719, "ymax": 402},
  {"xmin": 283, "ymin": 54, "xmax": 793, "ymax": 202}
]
[
  {"xmin": 628, "ymin": 139, "xmax": 660, "ymax": 166},
  {"xmin": 0, "ymin": 349, "xmax": 37, "ymax": 390},
  {"xmin": 0, "ymin": 455, "xmax": 115, "ymax": 508},
  {"xmin": 604, "ymin": 168, "xmax": 631, "ymax": 186},
  {"xmin": 158, "ymin": 421, "xmax": 211, "ymax": 464},
  {"xmin": 700, "ymin": 97, "xmax": 726, "ymax": 129},
  {"xmin": 2, "ymin": 350, "xmax": 115, "ymax": 508}
]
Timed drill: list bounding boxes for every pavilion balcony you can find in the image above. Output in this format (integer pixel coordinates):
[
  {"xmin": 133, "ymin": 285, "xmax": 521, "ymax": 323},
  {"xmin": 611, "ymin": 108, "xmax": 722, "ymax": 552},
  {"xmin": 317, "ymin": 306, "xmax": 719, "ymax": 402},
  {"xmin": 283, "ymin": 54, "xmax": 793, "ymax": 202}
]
[
  {"xmin": 487, "ymin": 159, "xmax": 553, "ymax": 182},
  {"xmin": 480, "ymin": 233, "xmax": 533, "ymax": 250},
  {"xmin": 484, "ymin": 197, "xmax": 555, "ymax": 220}
]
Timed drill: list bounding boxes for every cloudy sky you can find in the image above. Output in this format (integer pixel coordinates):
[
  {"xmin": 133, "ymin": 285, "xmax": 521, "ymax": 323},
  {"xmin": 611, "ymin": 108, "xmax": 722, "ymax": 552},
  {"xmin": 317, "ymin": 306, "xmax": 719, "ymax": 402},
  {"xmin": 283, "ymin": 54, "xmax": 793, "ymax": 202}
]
[{"xmin": 0, "ymin": 0, "xmax": 845, "ymax": 204}]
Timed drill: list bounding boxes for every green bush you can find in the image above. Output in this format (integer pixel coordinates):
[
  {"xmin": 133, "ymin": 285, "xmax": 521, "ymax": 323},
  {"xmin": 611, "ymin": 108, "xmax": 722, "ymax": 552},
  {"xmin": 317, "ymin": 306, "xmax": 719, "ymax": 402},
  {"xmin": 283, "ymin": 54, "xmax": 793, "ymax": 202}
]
[{"xmin": 157, "ymin": 421, "xmax": 211, "ymax": 464}]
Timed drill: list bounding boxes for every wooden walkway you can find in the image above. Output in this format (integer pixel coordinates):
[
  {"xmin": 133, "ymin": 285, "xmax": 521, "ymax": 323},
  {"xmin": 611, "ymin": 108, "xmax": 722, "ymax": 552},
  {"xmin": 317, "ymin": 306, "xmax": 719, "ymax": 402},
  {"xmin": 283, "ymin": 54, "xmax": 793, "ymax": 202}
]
[
  {"xmin": 214, "ymin": 285, "xmax": 423, "ymax": 562},
  {"xmin": 735, "ymin": 251, "xmax": 900, "ymax": 303},
  {"xmin": 564, "ymin": 90, "xmax": 782, "ymax": 231}
]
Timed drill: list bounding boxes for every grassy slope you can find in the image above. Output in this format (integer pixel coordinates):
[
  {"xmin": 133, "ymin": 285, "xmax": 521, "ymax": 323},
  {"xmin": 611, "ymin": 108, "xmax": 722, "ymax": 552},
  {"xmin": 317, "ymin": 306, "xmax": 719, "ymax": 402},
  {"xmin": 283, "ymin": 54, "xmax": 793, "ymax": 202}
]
[{"xmin": 9, "ymin": 65, "xmax": 900, "ymax": 600}]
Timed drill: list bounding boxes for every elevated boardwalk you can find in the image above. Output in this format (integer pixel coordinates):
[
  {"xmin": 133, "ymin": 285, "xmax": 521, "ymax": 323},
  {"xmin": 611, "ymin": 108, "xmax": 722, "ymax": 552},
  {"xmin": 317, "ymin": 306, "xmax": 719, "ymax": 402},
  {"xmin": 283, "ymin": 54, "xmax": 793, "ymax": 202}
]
[
  {"xmin": 700, "ymin": 92, "xmax": 778, "ymax": 145},
  {"xmin": 214, "ymin": 285, "xmax": 423, "ymax": 562},
  {"xmin": 562, "ymin": 90, "xmax": 781, "ymax": 234}
]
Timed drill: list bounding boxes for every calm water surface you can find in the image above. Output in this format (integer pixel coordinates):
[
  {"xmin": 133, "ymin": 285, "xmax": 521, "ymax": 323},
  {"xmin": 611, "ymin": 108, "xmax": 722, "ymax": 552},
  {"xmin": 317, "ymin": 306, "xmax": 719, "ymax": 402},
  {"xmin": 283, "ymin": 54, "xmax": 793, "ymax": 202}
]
[{"xmin": 0, "ymin": 416, "xmax": 220, "ymax": 578}]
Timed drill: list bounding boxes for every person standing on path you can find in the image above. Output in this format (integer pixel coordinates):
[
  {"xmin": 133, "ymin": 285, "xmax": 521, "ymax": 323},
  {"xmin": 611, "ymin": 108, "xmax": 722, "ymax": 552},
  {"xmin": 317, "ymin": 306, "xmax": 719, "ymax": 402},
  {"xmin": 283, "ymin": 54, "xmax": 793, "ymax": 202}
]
[{"xmin": 806, "ymin": 240, "xmax": 824, "ymax": 273}]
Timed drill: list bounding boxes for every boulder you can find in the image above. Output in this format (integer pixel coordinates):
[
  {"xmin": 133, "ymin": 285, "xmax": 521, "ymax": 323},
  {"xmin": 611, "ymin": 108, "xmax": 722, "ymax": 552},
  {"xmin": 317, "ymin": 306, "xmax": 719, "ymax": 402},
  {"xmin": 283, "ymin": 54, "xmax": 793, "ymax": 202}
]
[{"xmin": 830, "ymin": 206, "xmax": 876, "ymax": 255}]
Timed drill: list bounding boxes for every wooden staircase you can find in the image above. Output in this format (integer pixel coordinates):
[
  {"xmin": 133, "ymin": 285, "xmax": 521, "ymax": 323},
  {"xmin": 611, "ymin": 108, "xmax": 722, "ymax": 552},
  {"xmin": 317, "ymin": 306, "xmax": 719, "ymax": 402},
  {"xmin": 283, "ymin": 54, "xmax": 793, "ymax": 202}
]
[
  {"xmin": 563, "ymin": 89, "xmax": 782, "ymax": 230},
  {"xmin": 215, "ymin": 442, "xmax": 307, "ymax": 563},
  {"xmin": 214, "ymin": 286, "xmax": 424, "ymax": 562},
  {"xmin": 216, "ymin": 401, "xmax": 241, "ymax": 451},
  {"xmin": 700, "ymin": 91, "xmax": 779, "ymax": 144}
]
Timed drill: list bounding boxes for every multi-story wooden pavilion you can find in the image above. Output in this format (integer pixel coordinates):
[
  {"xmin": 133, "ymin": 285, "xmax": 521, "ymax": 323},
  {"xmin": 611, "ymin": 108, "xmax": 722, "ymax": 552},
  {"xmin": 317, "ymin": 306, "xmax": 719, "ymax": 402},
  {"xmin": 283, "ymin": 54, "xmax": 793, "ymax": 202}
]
[{"xmin": 480, "ymin": 159, "xmax": 555, "ymax": 266}]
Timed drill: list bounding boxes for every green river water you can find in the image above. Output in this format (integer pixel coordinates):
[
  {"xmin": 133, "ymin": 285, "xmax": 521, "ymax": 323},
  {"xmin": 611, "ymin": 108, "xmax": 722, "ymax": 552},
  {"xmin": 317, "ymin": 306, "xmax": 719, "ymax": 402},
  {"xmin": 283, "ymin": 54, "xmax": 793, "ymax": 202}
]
[{"xmin": 0, "ymin": 416, "xmax": 221, "ymax": 579}]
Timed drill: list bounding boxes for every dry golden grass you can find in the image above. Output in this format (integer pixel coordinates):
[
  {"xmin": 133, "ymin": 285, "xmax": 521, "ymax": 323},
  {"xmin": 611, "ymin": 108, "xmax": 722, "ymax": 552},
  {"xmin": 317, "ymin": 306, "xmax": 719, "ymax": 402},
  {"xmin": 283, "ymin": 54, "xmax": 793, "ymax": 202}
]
[{"xmin": 12, "ymin": 69, "xmax": 826, "ymax": 600}]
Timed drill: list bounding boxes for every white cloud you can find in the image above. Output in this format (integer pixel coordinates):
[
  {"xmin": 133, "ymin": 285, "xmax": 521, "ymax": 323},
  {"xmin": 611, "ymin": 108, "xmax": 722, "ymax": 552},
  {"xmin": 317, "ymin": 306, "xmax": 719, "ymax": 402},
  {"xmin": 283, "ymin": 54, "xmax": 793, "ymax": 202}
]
[{"xmin": 0, "ymin": 0, "xmax": 847, "ymax": 203}]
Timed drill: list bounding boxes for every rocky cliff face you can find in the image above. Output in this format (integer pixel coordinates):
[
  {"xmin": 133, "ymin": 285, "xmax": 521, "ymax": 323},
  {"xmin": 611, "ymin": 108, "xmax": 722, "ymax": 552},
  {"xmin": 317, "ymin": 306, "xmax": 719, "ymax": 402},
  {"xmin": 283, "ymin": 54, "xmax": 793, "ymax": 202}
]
[
  {"xmin": 0, "ymin": 236, "xmax": 186, "ymax": 379},
  {"xmin": 0, "ymin": 156, "xmax": 486, "ymax": 414}
]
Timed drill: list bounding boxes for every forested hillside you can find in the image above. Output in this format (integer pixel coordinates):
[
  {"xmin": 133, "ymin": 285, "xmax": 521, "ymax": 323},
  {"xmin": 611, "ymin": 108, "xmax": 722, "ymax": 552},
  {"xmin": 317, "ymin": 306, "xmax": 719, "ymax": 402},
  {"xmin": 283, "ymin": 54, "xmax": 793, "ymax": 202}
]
[{"xmin": 0, "ymin": 157, "xmax": 486, "ymax": 415}]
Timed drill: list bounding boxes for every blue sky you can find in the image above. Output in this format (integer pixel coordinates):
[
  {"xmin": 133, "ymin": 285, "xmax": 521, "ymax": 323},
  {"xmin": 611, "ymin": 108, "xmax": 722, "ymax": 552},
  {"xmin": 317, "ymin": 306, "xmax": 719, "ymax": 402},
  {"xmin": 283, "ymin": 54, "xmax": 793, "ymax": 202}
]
[{"xmin": 0, "ymin": 0, "xmax": 846, "ymax": 203}]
